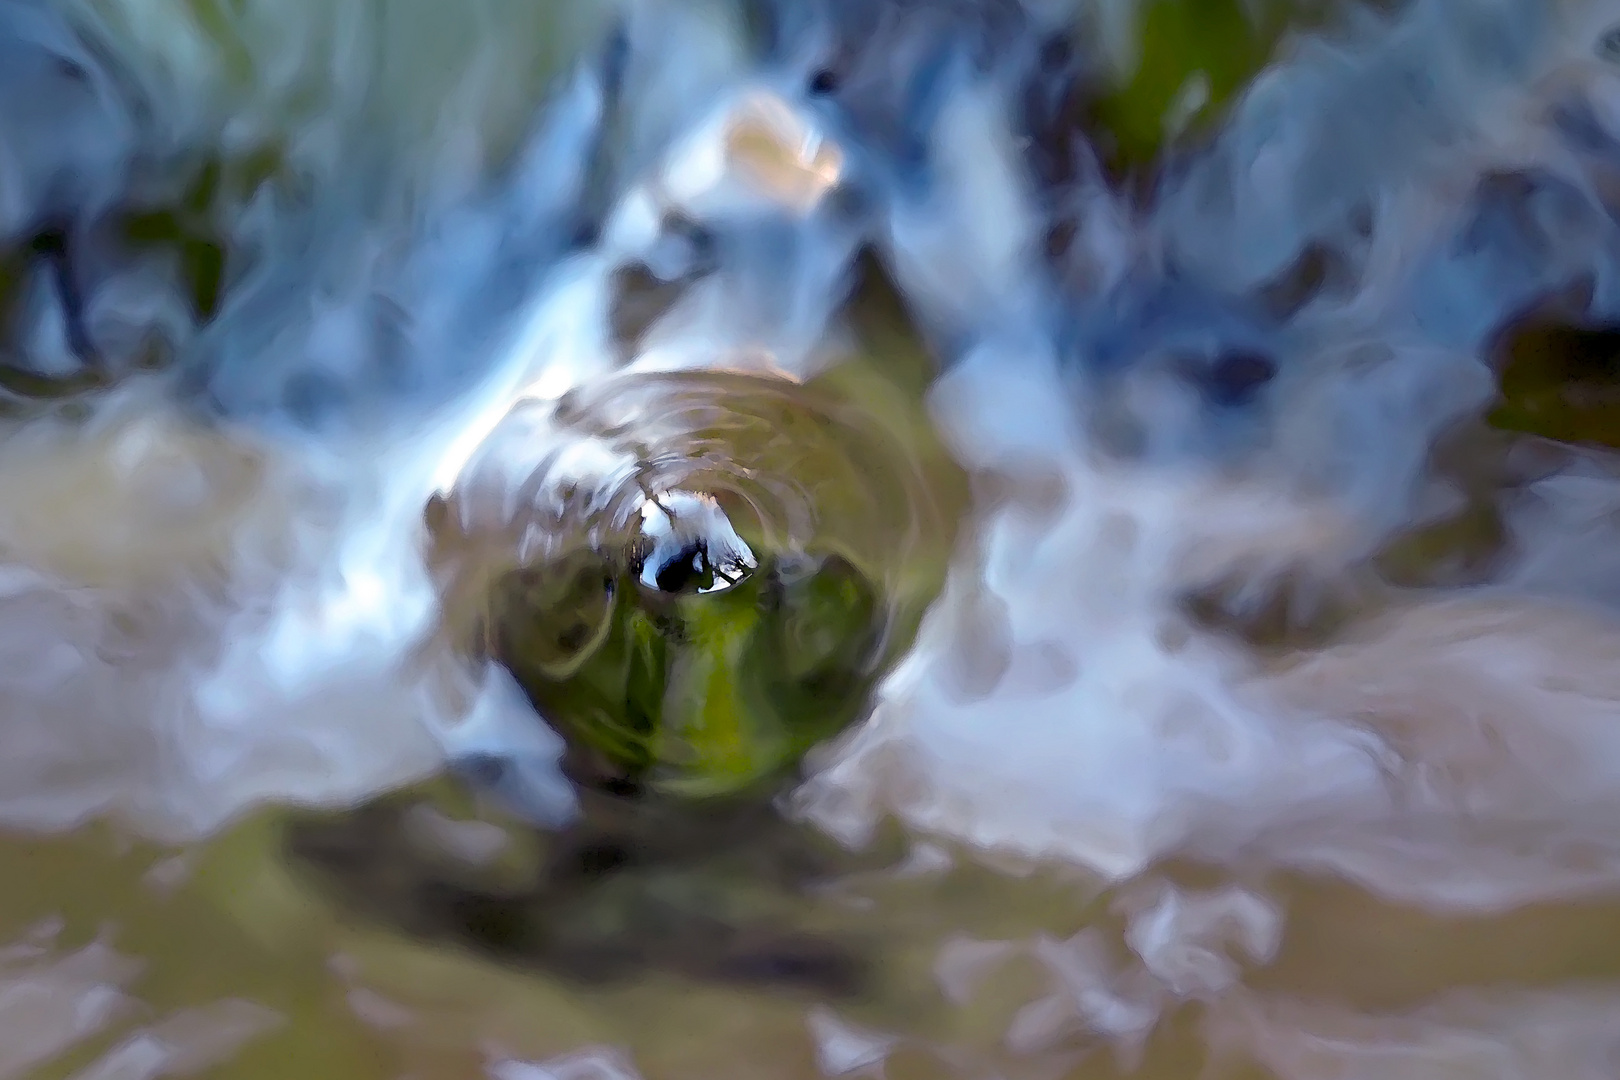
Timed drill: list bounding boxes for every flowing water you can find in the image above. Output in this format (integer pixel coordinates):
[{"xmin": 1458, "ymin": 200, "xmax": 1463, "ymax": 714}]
[{"xmin": 7, "ymin": 0, "xmax": 1620, "ymax": 1077}]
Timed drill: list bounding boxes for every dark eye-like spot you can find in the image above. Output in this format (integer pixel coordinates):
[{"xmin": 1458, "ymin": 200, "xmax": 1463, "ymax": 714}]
[
  {"xmin": 808, "ymin": 68, "xmax": 839, "ymax": 96},
  {"xmin": 53, "ymin": 56, "xmax": 90, "ymax": 83},
  {"xmin": 1204, "ymin": 350, "xmax": 1277, "ymax": 407},
  {"xmin": 653, "ymin": 543, "xmax": 707, "ymax": 593}
]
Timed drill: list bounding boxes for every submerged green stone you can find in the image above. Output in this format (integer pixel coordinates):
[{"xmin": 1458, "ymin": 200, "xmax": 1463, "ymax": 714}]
[
  {"xmin": 492, "ymin": 533, "xmax": 886, "ymax": 802},
  {"xmin": 452, "ymin": 357, "xmax": 963, "ymax": 810}
]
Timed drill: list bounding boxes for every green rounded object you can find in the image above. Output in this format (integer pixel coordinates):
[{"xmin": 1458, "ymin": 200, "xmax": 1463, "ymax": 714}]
[
  {"xmin": 444, "ymin": 368, "xmax": 963, "ymax": 804},
  {"xmin": 497, "ymin": 541, "xmax": 887, "ymax": 801}
]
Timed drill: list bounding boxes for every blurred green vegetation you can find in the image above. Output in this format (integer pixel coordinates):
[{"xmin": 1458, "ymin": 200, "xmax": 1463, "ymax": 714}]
[
  {"xmin": 0, "ymin": 145, "xmax": 285, "ymax": 413},
  {"xmin": 1084, "ymin": 0, "xmax": 1368, "ymax": 172},
  {"xmin": 118, "ymin": 146, "xmax": 286, "ymax": 325}
]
